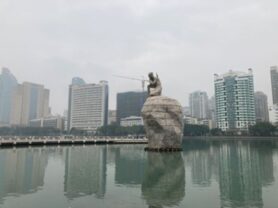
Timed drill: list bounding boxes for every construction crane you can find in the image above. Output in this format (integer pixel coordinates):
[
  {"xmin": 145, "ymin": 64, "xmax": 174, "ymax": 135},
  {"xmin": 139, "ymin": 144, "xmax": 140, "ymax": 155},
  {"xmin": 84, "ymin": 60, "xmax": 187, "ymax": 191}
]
[{"xmin": 113, "ymin": 75, "xmax": 149, "ymax": 92}]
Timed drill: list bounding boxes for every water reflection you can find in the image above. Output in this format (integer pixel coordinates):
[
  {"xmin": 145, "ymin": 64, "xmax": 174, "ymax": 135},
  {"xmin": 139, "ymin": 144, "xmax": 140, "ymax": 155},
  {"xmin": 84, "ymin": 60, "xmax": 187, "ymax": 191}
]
[
  {"xmin": 0, "ymin": 148, "xmax": 48, "ymax": 204},
  {"xmin": 114, "ymin": 146, "xmax": 146, "ymax": 186},
  {"xmin": 0, "ymin": 141, "xmax": 277, "ymax": 208},
  {"xmin": 64, "ymin": 146, "xmax": 107, "ymax": 200},
  {"xmin": 142, "ymin": 152, "xmax": 185, "ymax": 208},
  {"xmin": 217, "ymin": 142, "xmax": 274, "ymax": 208},
  {"xmin": 183, "ymin": 140, "xmax": 275, "ymax": 208}
]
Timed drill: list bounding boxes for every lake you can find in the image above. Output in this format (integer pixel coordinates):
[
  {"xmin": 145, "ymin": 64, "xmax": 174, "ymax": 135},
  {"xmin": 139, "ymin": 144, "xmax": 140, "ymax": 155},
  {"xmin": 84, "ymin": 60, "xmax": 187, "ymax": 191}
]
[{"xmin": 0, "ymin": 139, "xmax": 278, "ymax": 208}]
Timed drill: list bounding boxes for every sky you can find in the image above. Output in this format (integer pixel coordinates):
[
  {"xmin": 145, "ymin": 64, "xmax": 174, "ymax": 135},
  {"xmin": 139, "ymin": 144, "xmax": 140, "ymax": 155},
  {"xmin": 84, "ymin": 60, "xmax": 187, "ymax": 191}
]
[{"xmin": 1, "ymin": 0, "xmax": 278, "ymax": 114}]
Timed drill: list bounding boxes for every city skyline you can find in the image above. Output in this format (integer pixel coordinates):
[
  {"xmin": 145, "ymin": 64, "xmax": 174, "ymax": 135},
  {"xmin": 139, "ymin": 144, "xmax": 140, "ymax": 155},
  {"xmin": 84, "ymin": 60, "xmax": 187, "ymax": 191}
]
[
  {"xmin": 0, "ymin": 67, "xmax": 275, "ymax": 115},
  {"xmin": 1, "ymin": 0, "xmax": 278, "ymax": 114}
]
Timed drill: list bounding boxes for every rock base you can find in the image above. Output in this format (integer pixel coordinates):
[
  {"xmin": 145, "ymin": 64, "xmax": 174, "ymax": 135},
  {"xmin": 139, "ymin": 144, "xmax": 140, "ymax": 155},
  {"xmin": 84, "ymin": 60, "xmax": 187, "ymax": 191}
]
[
  {"xmin": 144, "ymin": 147, "xmax": 182, "ymax": 152},
  {"xmin": 142, "ymin": 96, "xmax": 184, "ymax": 150}
]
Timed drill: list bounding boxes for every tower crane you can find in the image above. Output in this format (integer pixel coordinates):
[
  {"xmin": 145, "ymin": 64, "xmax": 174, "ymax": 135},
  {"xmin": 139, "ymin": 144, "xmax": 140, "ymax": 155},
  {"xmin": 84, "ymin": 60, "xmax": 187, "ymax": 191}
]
[{"xmin": 113, "ymin": 75, "xmax": 149, "ymax": 92}]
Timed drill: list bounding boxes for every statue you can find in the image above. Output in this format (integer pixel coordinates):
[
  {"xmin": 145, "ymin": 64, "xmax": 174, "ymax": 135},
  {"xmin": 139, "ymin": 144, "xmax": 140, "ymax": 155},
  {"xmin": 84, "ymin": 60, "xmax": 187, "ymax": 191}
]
[
  {"xmin": 142, "ymin": 73, "xmax": 184, "ymax": 152},
  {"xmin": 147, "ymin": 72, "xmax": 162, "ymax": 97}
]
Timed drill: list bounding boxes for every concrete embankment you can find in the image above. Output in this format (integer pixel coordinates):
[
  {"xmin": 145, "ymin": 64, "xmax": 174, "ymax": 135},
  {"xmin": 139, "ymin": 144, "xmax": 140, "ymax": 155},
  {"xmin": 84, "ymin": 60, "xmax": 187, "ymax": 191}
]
[
  {"xmin": 0, "ymin": 136, "xmax": 148, "ymax": 148},
  {"xmin": 183, "ymin": 136, "xmax": 278, "ymax": 141}
]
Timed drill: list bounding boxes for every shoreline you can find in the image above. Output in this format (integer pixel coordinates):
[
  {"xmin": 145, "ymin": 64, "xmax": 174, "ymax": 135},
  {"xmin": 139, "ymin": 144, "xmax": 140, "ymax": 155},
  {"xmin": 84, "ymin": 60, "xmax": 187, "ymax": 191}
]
[
  {"xmin": 183, "ymin": 136, "xmax": 278, "ymax": 141},
  {"xmin": 1, "ymin": 135, "xmax": 278, "ymax": 148},
  {"xmin": 0, "ymin": 136, "xmax": 148, "ymax": 148}
]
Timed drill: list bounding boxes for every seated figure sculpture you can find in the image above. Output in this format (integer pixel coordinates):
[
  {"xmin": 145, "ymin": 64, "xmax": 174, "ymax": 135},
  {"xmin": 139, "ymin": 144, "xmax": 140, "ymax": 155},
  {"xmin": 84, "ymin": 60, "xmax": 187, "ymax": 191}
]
[
  {"xmin": 147, "ymin": 72, "xmax": 162, "ymax": 97},
  {"xmin": 142, "ymin": 72, "xmax": 184, "ymax": 151}
]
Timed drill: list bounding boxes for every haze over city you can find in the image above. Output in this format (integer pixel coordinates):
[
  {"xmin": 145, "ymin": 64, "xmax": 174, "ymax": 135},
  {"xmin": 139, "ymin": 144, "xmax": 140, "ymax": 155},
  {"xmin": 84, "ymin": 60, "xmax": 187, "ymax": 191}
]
[{"xmin": 1, "ymin": 0, "xmax": 278, "ymax": 114}]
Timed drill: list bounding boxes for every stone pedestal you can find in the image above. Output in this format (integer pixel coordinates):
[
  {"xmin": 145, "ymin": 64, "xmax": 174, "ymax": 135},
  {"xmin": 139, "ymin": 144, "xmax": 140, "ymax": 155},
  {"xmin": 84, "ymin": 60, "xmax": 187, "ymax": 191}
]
[{"xmin": 141, "ymin": 96, "xmax": 184, "ymax": 151}]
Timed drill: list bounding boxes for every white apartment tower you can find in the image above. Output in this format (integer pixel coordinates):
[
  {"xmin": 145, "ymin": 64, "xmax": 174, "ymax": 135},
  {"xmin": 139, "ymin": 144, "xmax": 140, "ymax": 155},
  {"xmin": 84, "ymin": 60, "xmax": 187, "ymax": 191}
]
[
  {"xmin": 68, "ymin": 78, "xmax": 109, "ymax": 132},
  {"xmin": 214, "ymin": 69, "xmax": 256, "ymax": 131}
]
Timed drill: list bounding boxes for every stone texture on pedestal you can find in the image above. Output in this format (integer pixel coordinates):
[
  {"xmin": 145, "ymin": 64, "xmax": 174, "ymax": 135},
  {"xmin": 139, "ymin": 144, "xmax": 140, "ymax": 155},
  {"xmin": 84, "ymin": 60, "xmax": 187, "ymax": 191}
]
[{"xmin": 141, "ymin": 96, "xmax": 184, "ymax": 151}]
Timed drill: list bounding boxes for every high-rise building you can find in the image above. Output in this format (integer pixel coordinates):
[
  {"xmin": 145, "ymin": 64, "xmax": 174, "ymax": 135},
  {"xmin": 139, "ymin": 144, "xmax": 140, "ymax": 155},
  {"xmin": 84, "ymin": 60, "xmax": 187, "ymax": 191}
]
[
  {"xmin": 189, "ymin": 91, "xmax": 209, "ymax": 119},
  {"xmin": 67, "ymin": 77, "xmax": 86, "ymax": 131},
  {"xmin": 0, "ymin": 68, "xmax": 18, "ymax": 126},
  {"xmin": 10, "ymin": 82, "xmax": 50, "ymax": 126},
  {"xmin": 116, "ymin": 91, "xmax": 148, "ymax": 124},
  {"xmin": 68, "ymin": 79, "xmax": 109, "ymax": 132},
  {"xmin": 270, "ymin": 66, "xmax": 278, "ymax": 104},
  {"xmin": 214, "ymin": 69, "xmax": 256, "ymax": 131},
  {"xmin": 254, "ymin": 91, "xmax": 269, "ymax": 122}
]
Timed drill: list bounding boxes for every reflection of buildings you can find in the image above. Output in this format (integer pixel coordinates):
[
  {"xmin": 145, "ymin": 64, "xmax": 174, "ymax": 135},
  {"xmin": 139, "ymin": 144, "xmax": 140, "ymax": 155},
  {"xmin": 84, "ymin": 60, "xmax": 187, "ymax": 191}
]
[
  {"xmin": 182, "ymin": 140, "xmax": 275, "ymax": 208},
  {"xmin": 258, "ymin": 144, "xmax": 275, "ymax": 186},
  {"xmin": 218, "ymin": 142, "xmax": 274, "ymax": 208},
  {"xmin": 183, "ymin": 141, "xmax": 219, "ymax": 187},
  {"xmin": 190, "ymin": 150, "xmax": 213, "ymax": 187},
  {"xmin": 115, "ymin": 146, "xmax": 146, "ymax": 186},
  {"xmin": 0, "ymin": 148, "xmax": 48, "ymax": 203},
  {"xmin": 64, "ymin": 146, "xmax": 107, "ymax": 199},
  {"xmin": 142, "ymin": 152, "xmax": 185, "ymax": 208}
]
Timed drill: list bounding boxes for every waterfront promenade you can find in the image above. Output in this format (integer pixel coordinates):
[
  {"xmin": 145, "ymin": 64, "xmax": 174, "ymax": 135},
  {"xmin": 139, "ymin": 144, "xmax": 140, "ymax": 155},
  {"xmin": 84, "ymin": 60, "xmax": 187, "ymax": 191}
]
[{"xmin": 0, "ymin": 136, "xmax": 148, "ymax": 148}]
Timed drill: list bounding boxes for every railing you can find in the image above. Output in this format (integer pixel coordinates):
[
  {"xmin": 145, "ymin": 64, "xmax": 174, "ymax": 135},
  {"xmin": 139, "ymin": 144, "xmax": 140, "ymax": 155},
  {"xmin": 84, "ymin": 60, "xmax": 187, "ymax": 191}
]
[{"xmin": 0, "ymin": 136, "xmax": 148, "ymax": 147}]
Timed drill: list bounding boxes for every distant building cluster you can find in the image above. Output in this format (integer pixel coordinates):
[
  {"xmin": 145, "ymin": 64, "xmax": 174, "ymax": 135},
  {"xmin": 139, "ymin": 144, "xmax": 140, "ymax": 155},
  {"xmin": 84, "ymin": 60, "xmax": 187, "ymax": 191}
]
[
  {"xmin": 184, "ymin": 67, "xmax": 277, "ymax": 133},
  {"xmin": 185, "ymin": 91, "xmax": 216, "ymax": 130},
  {"xmin": 0, "ymin": 68, "xmax": 51, "ymax": 128},
  {"xmin": 30, "ymin": 115, "xmax": 65, "ymax": 130},
  {"xmin": 1, "ymin": 65, "xmax": 278, "ymax": 133}
]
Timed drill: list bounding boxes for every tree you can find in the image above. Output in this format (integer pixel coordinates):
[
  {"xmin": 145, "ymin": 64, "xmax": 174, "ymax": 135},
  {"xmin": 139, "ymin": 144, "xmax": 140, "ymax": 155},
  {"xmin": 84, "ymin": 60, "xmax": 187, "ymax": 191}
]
[
  {"xmin": 210, "ymin": 128, "xmax": 224, "ymax": 136},
  {"xmin": 96, "ymin": 124, "xmax": 145, "ymax": 136},
  {"xmin": 0, "ymin": 127, "xmax": 61, "ymax": 136},
  {"xmin": 249, "ymin": 122, "xmax": 276, "ymax": 136},
  {"xmin": 183, "ymin": 124, "xmax": 209, "ymax": 136}
]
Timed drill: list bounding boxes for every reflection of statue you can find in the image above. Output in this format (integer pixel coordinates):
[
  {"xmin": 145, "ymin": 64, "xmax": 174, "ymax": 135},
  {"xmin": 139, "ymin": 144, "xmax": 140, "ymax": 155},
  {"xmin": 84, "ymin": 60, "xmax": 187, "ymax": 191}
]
[
  {"xmin": 147, "ymin": 72, "xmax": 162, "ymax": 97},
  {"xmin": 142, "ymin": 152, "xmax": 185, "ymax": 208}
]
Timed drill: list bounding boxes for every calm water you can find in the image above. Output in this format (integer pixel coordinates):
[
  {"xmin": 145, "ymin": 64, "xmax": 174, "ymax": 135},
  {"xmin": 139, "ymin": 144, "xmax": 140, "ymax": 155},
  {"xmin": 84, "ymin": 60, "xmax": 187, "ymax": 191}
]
[{"xmin": 0, "ymin": 140, "xmax": 278, "ymax": 208}]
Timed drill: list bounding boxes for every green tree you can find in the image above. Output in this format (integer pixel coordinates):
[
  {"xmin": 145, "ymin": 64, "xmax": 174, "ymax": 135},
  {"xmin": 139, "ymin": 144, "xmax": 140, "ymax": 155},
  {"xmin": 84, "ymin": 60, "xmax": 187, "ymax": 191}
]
[
  {"xmin": 183, "ymin": 124, "xmax": 209, "ymax": 136},
  {"xmin": 0, "ymin": 127, "xmax": 61, "ymax": 136},
  {"xmin": 96, "ymin": 124, "xmax": 145, "ymax": 136},
  {"xmin": 210, "ymin": 128, "xmax": 224, "ymax": 136},
  {"xmin": 249, "ymin": 122, "xmax": 276, "ymax": 136}
]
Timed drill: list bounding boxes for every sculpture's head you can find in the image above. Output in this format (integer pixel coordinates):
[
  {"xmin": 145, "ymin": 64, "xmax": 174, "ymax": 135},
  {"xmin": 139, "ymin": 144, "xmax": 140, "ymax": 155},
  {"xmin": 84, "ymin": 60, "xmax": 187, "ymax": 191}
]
[{"xmin": 148, "ymin": 72, "xmax": 155, "ymax": 81}]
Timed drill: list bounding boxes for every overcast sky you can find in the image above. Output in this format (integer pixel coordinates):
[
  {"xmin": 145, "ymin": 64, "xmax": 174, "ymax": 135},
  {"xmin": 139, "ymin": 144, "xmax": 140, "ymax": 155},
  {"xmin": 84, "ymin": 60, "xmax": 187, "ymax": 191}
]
[{"xmin": 1, "ymin": 0, "xmax": 278, "ymax": 114}]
